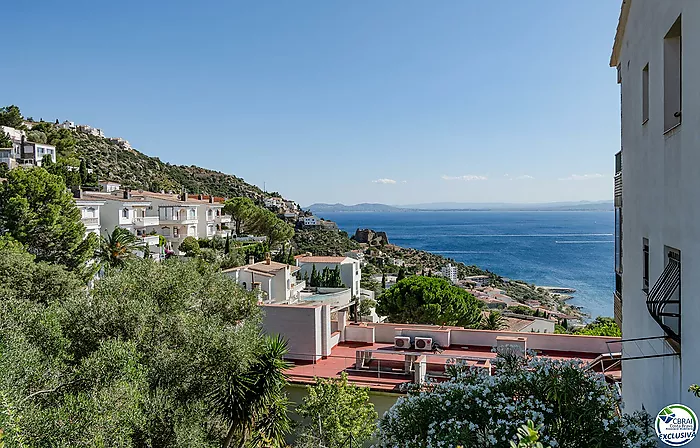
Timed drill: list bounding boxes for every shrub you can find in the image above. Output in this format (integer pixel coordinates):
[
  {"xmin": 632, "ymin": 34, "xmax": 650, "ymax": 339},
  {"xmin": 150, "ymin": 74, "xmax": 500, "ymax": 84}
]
[{"xmin": 375, "ymin": 348, "xmax": 656, "ymax": 448}]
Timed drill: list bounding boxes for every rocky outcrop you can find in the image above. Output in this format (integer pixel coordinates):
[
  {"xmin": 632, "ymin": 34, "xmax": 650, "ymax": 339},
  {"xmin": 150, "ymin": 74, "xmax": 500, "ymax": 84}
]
[{"xmin": 352, "ymin": 228, "xmax": 389, "ymax": 246}]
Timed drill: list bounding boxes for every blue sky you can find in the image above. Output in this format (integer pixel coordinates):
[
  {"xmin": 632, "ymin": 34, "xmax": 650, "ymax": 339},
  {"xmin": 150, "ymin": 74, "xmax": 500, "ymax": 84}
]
[{"xmin": 2, "ymin": 1, "xmax": 621, "ymax": 206}]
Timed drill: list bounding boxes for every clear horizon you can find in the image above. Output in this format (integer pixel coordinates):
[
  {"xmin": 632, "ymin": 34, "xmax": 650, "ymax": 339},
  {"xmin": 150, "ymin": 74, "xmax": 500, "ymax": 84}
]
[{"xmin": 2, "ymin": 1, "xmax": 621, "ymax": 205}]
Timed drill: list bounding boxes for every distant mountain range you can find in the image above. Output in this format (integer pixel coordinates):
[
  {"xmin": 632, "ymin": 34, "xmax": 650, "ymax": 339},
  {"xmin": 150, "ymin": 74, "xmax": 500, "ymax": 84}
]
[
  {"xmin": 307, "ymin": 200, "xmax": 613, "ymax": 213},
  {"xmin": 307, "ymin": 203, "xmax": 408, "ymax": 213}
]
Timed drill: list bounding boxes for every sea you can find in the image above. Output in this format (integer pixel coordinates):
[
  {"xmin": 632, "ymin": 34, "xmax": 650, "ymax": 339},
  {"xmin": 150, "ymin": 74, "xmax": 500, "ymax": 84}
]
[{"xmin": 320, "ymin": 211, "xmax": 614, "ymax": 319}]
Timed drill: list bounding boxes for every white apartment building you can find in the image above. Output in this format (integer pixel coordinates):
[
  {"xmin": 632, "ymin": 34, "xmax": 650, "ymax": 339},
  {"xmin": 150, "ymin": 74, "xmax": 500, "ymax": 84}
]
[
  {"xmin": 296, "ymin": 255, "xmax": 361, "ymax": 298},
  {"xmin": 83, "ymin": 191, "xmax": 161, "ymax": 256},
  {"xmin": 75, "ymin": 198, "xmax": 105, "ymax": 238},
  {"xmin": 187, "ymin": 194, "xmax": 227, "ymax": 239},
  {"xmin": 441, "ymin": 263, "xmax": 458, "ymax": 284},
  {"xmin": 224, "ymin": 257, "xmax": 305, "ymax": 304},
  {"xmin": 141, "ymin": 192, "xmax": 200, "ymax": 253},
  {"xmin": 610, "ymin": 0, "xmax": 699, "ymax": 417}
]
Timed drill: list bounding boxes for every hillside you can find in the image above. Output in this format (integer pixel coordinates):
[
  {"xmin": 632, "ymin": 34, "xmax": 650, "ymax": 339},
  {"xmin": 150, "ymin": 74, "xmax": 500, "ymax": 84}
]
[{"xmin": 71, "ymin": 133, "xmax": 267, "ymax": 201}]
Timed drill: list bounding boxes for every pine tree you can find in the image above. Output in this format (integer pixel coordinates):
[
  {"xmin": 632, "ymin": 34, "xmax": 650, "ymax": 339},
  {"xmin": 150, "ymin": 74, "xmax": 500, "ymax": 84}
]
[
  {"xmin": 381, "ymin": 272, "xmax": 386, "ymax": 289},
  {"xmin": 321, "ymin": 267, "xmax": 330, "ymax": 287},
  {"xmin": 224, "ymin": 233, "xmax": 230, "ymax": 254}
]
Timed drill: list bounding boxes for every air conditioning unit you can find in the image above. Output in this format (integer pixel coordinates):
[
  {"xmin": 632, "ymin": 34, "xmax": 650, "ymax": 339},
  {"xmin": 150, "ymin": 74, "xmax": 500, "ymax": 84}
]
[
  {"xmin": 414, "ymin": 337, "xmax": 433, "ymax": 351},
  {"xmin": 394, "ymin": 336, "xmax": 411, "ymax": 349}
]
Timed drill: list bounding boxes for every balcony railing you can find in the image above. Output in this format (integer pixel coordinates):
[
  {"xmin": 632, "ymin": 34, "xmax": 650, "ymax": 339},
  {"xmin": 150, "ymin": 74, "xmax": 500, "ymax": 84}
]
[
  {"xmin": 133, "ymin": 216, "xmax": 159, "ymax": 227},
  {"xmin": 646, "ymin": 253, "xmax": 681, "ymax": 344},
  {"xmin": 81, "ymin": 217, "xmax": 99, "ymax": 226}
]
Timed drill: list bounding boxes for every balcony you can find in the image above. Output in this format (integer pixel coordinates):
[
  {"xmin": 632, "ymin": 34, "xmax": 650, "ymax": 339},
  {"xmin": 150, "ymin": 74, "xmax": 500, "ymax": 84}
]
[
  {"xmin": 219, "ymin": 215, "xmax": 232, "ymax": 224},
  {"xmin": 646, "ymin": 252, "xmax": 681, "ymax": 345},
  {"xmin": 159, "ymin": 216, "xmax": 198, "ymax": 225},
  {"xmin": 133, "ymin": 216, "xmax": 159, "ymax": 227},
  {"xmin": 81, "ymin": 217, "xmax": 99, "ymax": 227}
]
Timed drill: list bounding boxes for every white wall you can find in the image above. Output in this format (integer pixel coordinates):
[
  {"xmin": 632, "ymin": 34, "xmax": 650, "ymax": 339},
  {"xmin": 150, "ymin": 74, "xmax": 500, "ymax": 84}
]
[
  {"xmin": 262, "ymin": 304, "xmax": 322, "ymax": 361},
  {"xmin": 616, "ymin": 0, "xmax": 699, "ymax": 415}
]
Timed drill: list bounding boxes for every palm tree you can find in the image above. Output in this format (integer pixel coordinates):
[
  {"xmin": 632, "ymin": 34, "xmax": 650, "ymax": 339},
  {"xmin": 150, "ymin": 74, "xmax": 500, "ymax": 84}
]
[
  {"xmin": 212, "ymin": 335, "xmax": 292, "ymax": 448},
  {"xmin": 481, "ymin": 311, "xmax": 508, "ymax": 331},
  {"xmin": 97, "ymin": 227, "xmax": 145, "ymax": 268}
]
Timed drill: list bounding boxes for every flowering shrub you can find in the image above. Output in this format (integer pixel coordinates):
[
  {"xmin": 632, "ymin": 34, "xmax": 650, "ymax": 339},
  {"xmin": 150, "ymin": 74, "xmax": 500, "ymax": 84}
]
[{"xmin": 375, "ymin": 348, "xmax": 656, "ymax": 448}]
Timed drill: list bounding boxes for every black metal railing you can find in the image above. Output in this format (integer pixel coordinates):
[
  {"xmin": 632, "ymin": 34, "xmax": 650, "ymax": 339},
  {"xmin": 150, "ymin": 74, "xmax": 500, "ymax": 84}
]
[{"xmin": 646, "ymin": 254, "xmax": 681, "ymax": 343}]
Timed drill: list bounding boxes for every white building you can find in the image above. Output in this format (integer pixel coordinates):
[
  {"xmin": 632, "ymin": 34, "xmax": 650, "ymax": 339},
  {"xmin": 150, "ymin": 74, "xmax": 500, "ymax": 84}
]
[
  {"xmin": 98, "ymin": 180, "xmax": 122, "ymax": 193},
  {"xmin": 441, "ymin": 264, "xmax": 458, "ymax": 284},
  {"xmin": 1, "ymin": 126, "xmax": 24, "ymax": 143},
  {"xmin": 264, "ymin": 197, "xmax": 284, "ymax": 209},
  {"xmin": 74, "ymin": 197, "xmax": 105, "ymax": 238},
  {"xmin": 302, "ymin": 216, "xmax": 319, "ymax": 227},
  {"xmin": 224, "ymin": 256, "xmax": 304, "ymax": 304},
  {"xmin": 21, "ymin": 141, "xmax": 56, "ymax": 166},
  {"xmin": 83, "ymin": 191, "xmax": 161, "ymax": 256},
  {"xmin": 610, "ymin": 0, "xmax": 697, "ymax": 416},
  {"xmin": 296, "ymin": 255, "xmax": 361, "ymax": 298},
  {"xmin": 77, "ymin": 124, "xmax": 104, "ymax": 137},
  {"xmin": 466, "ymin": 275, "xmax": 490, "ymax": 287},
  {"xmin": 57, "ymin": 120, "xmax": 75, "ymax": 130}
]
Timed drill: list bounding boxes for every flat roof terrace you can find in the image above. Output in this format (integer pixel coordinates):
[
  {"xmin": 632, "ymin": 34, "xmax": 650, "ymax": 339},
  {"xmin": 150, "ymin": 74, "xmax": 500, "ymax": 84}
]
[{"xmin": 285, "ymin": 341, "xmax": 615, "ymax": 393}]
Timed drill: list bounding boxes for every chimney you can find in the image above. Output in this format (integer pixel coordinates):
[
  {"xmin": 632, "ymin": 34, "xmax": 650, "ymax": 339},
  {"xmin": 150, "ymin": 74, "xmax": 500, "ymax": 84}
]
[
  {"xmin": 198, "ymin": 194, "xmax": 203, "ymax": 200},
  {"xmin": 71, "ymin": 186, "xmax": 83, "ymax": 199},
  {"xmin": 123, "ymin": 189, "xmax": 131, "ymax": 200},
  {"xmin": 265, "ymin": 252, "xmax": 271, "ymax": 265},
  {"xmin": 181, "ymin": 191, "xmax": 187, "ymax": 202},
  {"xmin": 248, "ymin": 255, "xmax": 255, "ymax": 265},
  {"xmin": 209, "ymin": 196, "xmax": 214, "ymax": 204}
]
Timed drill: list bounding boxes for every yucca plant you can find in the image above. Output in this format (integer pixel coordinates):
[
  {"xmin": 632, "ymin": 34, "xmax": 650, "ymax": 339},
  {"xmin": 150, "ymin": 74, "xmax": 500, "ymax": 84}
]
[{"xmin": 212, "ymin": 335, "xmax": 292, "ymax": 448}]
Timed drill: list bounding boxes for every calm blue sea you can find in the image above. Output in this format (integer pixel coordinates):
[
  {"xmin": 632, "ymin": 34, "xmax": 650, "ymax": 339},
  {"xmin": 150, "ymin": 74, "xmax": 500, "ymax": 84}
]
[{"xmin": 320, "ymin": 211, "xmax": 614, "ymax": 319}]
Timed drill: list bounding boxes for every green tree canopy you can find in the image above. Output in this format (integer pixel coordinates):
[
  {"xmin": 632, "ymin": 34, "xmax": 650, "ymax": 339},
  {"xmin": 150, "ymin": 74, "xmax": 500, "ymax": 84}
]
[
  {"xmin": 0, "ymin": 131, "xmax": 12, "ymax": 148},
  {"xmin": 295, "ymin": 373, "xmax": 377, "ymax": 448},
  {"xmin": 0, "ymin": 167, "xmax": 97, "ymax": 272},
  {"xmin": 575, "ymin": 316, "xmax": 621, "ymax": 337},
  {"xmin": 376, "ymin": 276, "xmax": 483, "ymax": 327},
  {"xmin": 0, "ymin": 105, "xmax": 23, "ymax": 128},
  {"xmin": 26, "ymin": 130, "xmax": 47, "ymax": 144},
  {"xmin": 223, "ymin": 197, "xmax": 255, "ymax": 235},
  {"xmin": 0, "ymin": 257, "xmax": 291, "ymax": 447},
  {"xmin": 178, "ymin": 235, "xmax": 200, "ymax": 256}
]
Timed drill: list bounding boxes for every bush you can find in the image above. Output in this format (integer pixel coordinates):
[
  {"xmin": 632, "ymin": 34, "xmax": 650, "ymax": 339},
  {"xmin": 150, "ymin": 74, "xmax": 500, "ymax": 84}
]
[
  {"xmin": 178, "ymin": 236, "xmax": 200, "ymax": 256},
  {"xmin": 375, "ymin": 348, "xmax": 656, "ymax": 448}
]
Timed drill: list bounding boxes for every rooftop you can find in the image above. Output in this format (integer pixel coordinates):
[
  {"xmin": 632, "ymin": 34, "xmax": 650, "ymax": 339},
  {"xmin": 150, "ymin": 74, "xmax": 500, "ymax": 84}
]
[
  {"xmin": 296, "ymin": 256, "xmax": 352, "ymax": 264},
  {"xmin": 224, "ymin": 260, "xmax": 300, "ymax": 276},
  {"xmin": 285, "ymin": 339, "xmax": 619, "ymax": 392}
]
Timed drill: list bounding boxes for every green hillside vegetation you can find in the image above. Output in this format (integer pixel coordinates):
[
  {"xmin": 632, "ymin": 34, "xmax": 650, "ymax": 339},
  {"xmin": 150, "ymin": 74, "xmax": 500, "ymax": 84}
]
[{"xmin": 1, "ymin": 106, "xmax": 268, "ymax": 202}]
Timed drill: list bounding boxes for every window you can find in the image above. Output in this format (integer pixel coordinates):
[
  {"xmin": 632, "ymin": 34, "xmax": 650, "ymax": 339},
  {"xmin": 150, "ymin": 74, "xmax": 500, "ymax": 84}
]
[
  {"xmin": 188, "ymin": 208, "xmax": 196, "ymax": 219},
  {"xmin": 643, "ymin": 238, "xmax": 649, "ymax": 292},
  {"xmin": 642, "ymin": 64, "xmax": 649, "ymax": 124},
  {"xmin": 122, "ymin": 208, "xmax": 129, "ymax": 218},
  {"xmin": 173, "ymin": 227, "xmax": 179, "ymax": 237},
  {"xmin": 664, "ymin": 16, "xmax": 682, "ymax": 132},
  {"xmin": 161, "ymin": 227, "xmax": 171, "ymax": 237}
]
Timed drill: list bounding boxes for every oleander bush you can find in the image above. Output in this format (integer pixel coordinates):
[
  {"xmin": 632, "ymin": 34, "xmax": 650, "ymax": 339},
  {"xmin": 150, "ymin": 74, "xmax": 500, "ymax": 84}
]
[{"xmin": 375, "ymin": 347, "xmax": 656, "ymax": 448}]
